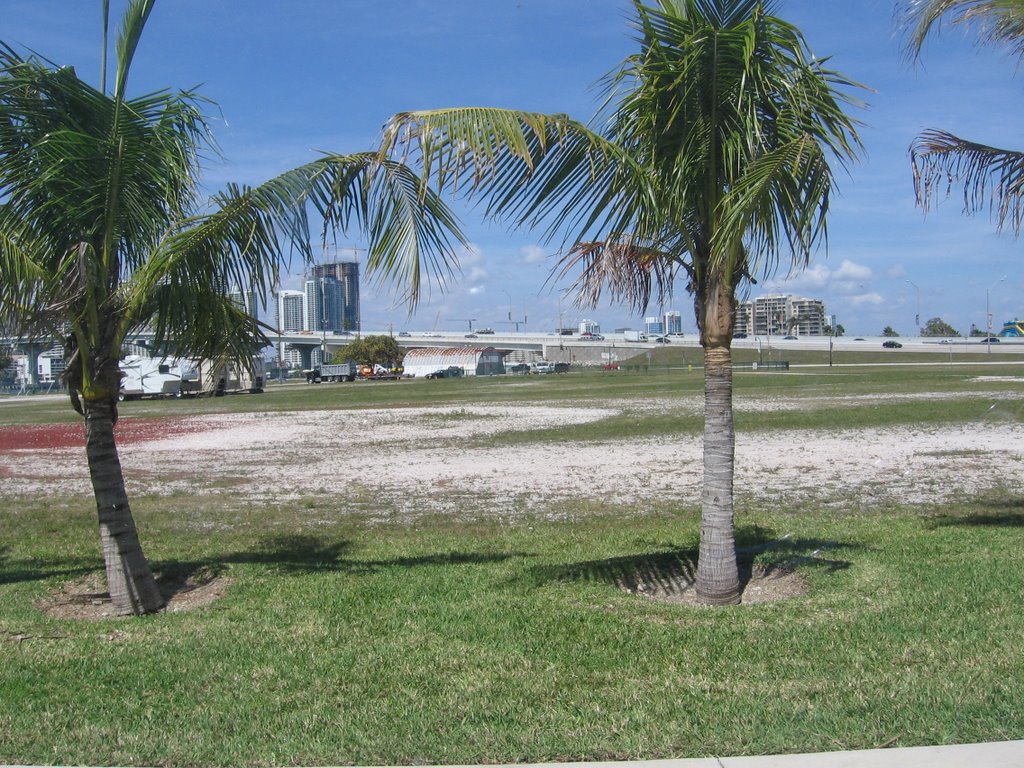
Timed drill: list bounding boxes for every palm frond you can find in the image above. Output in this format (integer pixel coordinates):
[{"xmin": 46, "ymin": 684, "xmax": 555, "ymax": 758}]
[
  {"xmin": 900, "ymin": 0, "xmax": 1024, "ymax": 61},
  {"xmin": 718, "ymin": 135, "xmax": 835, "ymax": 281},
  {"xmin": 551, "ymin": 237, "xmax": 679, "ymax": 312},
  {"xmin": 380, "ymin": 108, "xmax": 650, "ymax": 247},
  {"xmin": 0, "ymin": 46, "xmax": 210, "ymax": 277},
  {"xmin": 113, "ymin": 0, "xmax": 155, "ymax": 99},
  {"xmin": 0, "ymin": 211, "xmax": 54, "ymax": 336},
  {"xmin": 124, "ymin": 149, "xmax": 467, "ymax": 357},
  {"xmin": 911, "ymin": 128, "xmax": 1024, "ymax": 234},
  {"xmin": 612, "ymin": 0, "xmax": 863, "ymax": 279}
]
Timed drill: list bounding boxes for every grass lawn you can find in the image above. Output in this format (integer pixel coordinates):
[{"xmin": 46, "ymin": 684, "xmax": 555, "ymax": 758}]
[{"xmin": 1, "ymin": 362, "xmax": 1023, "ymax": 766}]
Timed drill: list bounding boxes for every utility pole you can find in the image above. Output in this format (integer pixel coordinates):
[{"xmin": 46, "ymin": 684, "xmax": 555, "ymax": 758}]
[
  {"xmin": 905, "ymin": 279, "xmax": 920, "ymax": 334},
  {"xmin": 987, "ymin": 275, "xmax": 1007, "ymax": 352}
]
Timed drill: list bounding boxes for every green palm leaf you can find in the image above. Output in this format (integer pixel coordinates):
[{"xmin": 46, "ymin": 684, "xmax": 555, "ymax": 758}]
[
  {"xmin": 901, "ymin": 1, "xmax": 1024, "ymax": 234},
  {"xmin": 912, "ymin": 129, "xmax": 1024, "ymax": 234},
  {"xmin": 901, "ymin": 0, "xmax": 1024, "ymax": 60}
]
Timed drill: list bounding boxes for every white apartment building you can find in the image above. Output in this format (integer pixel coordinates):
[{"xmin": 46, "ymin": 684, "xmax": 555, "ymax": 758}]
[
  {"xmin": 734, "ymin": 294, "xmax": 826, "ymax": 336},
  {"xmin": 276, "ymin": 290, "xmax": 307, "ymax": 332}
]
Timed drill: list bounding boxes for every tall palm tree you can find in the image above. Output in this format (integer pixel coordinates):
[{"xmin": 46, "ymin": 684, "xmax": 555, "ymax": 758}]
[
  {"xmin": 0, "ymin": 0, "xmax": 464, "ymax": 615},
  {"xmin": 902, "ymin": 0, "xmax": 1024, "ymax": 233},
  {"xmin": 379, "ymin": 0, "xmax": 862, "ymax": 604}
]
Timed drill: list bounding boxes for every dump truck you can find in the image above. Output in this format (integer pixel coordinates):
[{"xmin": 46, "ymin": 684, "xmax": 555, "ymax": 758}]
[{"xmin": 304, "ymin": 361, "xmax": 358, "ymax": 383}]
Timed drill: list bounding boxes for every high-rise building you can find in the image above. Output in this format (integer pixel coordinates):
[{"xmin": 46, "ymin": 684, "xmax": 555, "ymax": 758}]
[
  {"xmin": 227, "ymin": 287, "xmax": 259, "ymax": 318},
  {"xmin": 788, "ymin": 297, "xmax": 827, "ymax": 336},
  {"xmin": 305, "ymin": 277, "xmax": 345, "ymax": 333},
  {"xmin": 276, "ymin": 290, "xmax": 306, "ymax": 332},
  {"xmin": 644, "ymin": 316, "xmax": 664, "ymax": 335},
  {"xmin": 664, "ymin": 310, "xmax": 683, "ymax": 335},
  {"xmin": 311, "ymin": 261, "xmax": 360, "ymax": 332},
  {"xmin": 579, "ymin": 319, "xmax": 601, "ymax": 335},
  {"xmin": 733, "ymin": 294, "xmax": 826, "ymax": 336}
]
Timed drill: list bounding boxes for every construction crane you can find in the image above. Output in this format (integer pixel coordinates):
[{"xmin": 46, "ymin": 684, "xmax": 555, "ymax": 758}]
[{"xmin": 498, "ymin": 315, "xmax": 528, "ymax": 333}]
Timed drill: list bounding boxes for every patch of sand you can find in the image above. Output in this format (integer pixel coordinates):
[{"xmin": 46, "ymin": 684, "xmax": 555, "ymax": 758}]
[{"xmin": 3, "ymin": 399, "xmax": 1021, "ymax": 519}]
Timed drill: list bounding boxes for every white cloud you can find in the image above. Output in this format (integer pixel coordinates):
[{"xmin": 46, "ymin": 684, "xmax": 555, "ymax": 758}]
[
  {"xmin": 766, "ymin": 259, "xmax": 873, "ymax": 296},
  {"xmin": 521, "ymin": 245, "xmax": 549, "ymax": 264},
  {"xmin": 885, "ymin": 265, "xmax": 907, "ymax": 279},
  {"xmin": 834, "ymin": 259, "xmax": 873, "ymax": 281},
  {"xmin": 764, "ymin": 264, "xmax": 829, "ymax": 292},
  {"xmin": 458, "ymin": 244, "xmax": 483, "ymax": 267},
  {"xmin": 849, "ymin": 293, "xmax": 884, "ymax": 306},
  {"xmin": 468, "ymin": 286, "xmax": 486, "ymax": 296}
]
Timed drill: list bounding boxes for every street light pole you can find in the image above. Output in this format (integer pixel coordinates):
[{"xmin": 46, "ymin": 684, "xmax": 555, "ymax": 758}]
[
  {"xmin": 829, "ymin": 314, "xmax": 836, "ymax": 367},
  {"xmin": 986, "ymin": 275, "xmax": 1007, "ymax": 352},
  {"xmin": 905, "ymin": 279, "xmax": 920, "ymax": 334}
]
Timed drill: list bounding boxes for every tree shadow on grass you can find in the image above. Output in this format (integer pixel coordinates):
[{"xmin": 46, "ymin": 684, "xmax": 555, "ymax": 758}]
[
  {"xmin": 927, "ymin": 512, "xmax": 1024, "ymax": 528},
  {"xmin": 149, "ymin": 533, "xmax": 531, "ymax": 597},
  {"xmin": 0, "ymin": 547, "xmax": 102, "ymax": 587},
  {"xmin": 3, "ymin": 535, "xmax": 530, "ymax": 605},
  {"xmin": 529, "ymin": 524, "xmax": 858, "ymax": 601},
  {"xmin": 924, "ymin": 494, "xmax": 1024, "ymax": 528}
]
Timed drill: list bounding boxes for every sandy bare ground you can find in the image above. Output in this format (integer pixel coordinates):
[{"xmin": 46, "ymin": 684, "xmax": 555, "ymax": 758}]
[{"xmin": 2, "ymin": 390, "xmax": 1022, "ymax": 518}]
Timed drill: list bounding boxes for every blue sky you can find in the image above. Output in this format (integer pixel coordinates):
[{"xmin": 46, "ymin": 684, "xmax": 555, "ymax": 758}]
[{"xmin": 6, "ymin": 0, "xmax": 1024, "ymax": 336}]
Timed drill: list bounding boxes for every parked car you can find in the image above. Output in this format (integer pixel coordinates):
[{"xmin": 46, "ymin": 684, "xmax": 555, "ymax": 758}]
[
  {"xmin": 425, "ymin": 366, "xmax": 464, "ymax": 379},
  {"xmin": 882, "ymin": 340, "xmax": 903, "ymax": 349},
  {"xmin": 553, "ymin": 362, "xmax": 571, "ymax": 373},
  {"xmin": 733, "ymin": 333, "xmax": 748, "ymax": 339}
]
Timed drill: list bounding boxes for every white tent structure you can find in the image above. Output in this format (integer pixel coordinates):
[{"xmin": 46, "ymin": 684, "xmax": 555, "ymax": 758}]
[{"xmin": 403, "ymin": 346, "xmax": 506, "ymax": 377}]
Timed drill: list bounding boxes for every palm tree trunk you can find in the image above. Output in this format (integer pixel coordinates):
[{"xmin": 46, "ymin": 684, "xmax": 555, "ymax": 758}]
[
  {"xmin": 696, "ymin": 274, "xmax": 741, "ymax": 605},
  {"xmin": 696, "ymin": 343, "xmax": 741, "ymax": 604},
  {"xmin": 83, "ymin": 398, "xmax": 164, "ymax": 615}
]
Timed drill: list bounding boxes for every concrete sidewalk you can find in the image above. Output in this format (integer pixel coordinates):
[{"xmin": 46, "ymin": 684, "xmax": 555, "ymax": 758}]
[
  {"xmin": 4, "ymin": 741, "xmax": 1023, "ymax": 767},
  {"xmin": 372, "ymin": 740, "xmax": 1024, "ymax": 768}
]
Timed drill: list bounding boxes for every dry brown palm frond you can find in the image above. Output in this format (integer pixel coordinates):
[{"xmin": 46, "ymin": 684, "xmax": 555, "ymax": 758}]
[{"xmin": 550, "ymin": 236, "xmax": 681, "ymax": 312}]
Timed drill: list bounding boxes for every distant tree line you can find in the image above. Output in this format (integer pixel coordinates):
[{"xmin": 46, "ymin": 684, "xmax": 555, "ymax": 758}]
[
  {"xmin": 921, "ymin": 317, "xmax": 960, "ymax": 337},
  {"xmin": 882, "ymin": 318, "xmax": 973, "ymax": 337}
]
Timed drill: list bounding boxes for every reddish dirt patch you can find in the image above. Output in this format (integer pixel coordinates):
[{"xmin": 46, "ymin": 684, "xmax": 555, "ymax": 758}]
[{"xmin": 0, "ymin": 417, "xmax": 209, "ymax": 453}]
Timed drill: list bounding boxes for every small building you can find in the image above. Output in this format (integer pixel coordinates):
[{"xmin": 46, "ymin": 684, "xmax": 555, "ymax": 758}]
[{"xmin": 403, "ymin": 346, "xmax": 506, "ymax": 378}]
